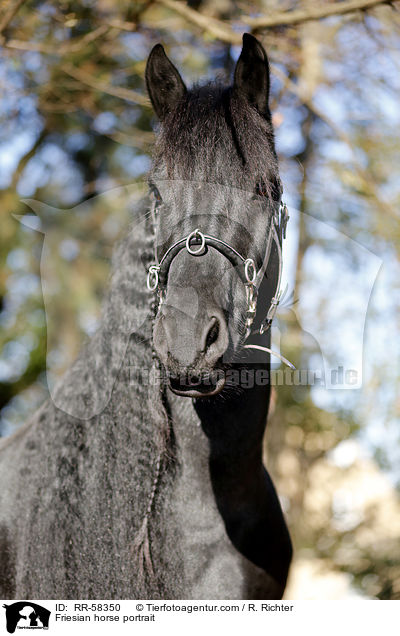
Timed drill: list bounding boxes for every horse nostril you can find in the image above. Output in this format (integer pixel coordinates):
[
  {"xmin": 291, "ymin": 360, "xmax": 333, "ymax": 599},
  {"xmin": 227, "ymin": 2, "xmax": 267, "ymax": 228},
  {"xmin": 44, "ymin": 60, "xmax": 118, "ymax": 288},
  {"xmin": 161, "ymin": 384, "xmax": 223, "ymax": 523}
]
[{"xmin": 205, "ymin": 320, "xmax": 220, "ymax": 350}]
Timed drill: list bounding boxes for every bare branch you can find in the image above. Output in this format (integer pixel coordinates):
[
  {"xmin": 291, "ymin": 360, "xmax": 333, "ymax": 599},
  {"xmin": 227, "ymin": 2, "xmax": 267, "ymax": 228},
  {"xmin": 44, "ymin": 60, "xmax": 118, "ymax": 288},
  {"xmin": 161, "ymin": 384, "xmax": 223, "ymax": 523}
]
[
  {"xmin": 65, "ymin": 24, "xmax": 111, "ymax": 53},
  {"xmin": 245, "ymin": 0, "xmax": 394, "ymax": 29},
  {"xmin": 60, "ymin": 63, "xmax": 150, "ymax": 107},
  {"xmin": 102, "ymin": 129, "xmax": 154, "ymax": 149},
  {"xmin": 0, "ymin": 0, "xmax": 27, "ymax": 36},
  {"xmin": 156, "ymin": 0, "xmax": 242, "ymax": 44},
  {"xmin": 4, "ymin": 25, "xmax": 113, "ymax": 55},
  {"xmin": 103, "ymin": 18, "xmax": 137, "ymax": 32},
  {"xmin": 11, "ymin": 126, "xmax": 48, "ymax": 190},
  {"xmin": 152, "ymin": 0, "xmax": 393, "ymax": 45},
  {"xmin": 3, "ymin": 38, "xmax": 58, "ymax": 54}
]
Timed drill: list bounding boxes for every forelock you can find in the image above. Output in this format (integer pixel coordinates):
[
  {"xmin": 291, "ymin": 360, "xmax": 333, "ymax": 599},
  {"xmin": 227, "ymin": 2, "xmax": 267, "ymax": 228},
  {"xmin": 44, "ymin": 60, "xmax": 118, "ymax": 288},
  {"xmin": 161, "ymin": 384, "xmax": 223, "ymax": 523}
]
[{"xmin": 151, "ymin": 82, "xmax": 281, "ymax": 202}]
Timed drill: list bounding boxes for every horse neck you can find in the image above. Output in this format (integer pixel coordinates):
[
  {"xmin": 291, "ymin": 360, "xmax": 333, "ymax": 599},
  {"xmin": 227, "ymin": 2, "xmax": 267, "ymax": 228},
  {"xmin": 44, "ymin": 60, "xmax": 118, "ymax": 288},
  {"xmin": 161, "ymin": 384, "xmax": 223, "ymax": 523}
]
[
  {"xmin": 194, "ymin": 363, "xmax": 270, "ymax": 465},
  {"xmin": 165, "ymin": 362, "xmax": 271, "ymax": 495}
]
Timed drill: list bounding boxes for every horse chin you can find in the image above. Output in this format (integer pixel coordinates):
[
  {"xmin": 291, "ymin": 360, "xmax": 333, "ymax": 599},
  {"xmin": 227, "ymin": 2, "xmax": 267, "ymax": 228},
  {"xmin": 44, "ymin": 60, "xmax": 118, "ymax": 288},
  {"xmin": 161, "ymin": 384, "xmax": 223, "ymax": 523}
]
[{"xmin": 168, "ymin": 370, "xmax": 226, "ymax": 398}]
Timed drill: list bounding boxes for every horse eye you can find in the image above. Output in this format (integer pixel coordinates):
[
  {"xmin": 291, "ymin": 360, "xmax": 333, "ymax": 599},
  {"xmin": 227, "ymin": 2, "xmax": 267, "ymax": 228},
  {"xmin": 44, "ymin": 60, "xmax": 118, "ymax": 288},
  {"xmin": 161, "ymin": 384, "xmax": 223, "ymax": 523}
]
[
  {"xmin": 271, "ymin": 178, "xmax": 282, "ymax": 201},
  {"xmin": 255, "ymin": 181, "xmax": 268, "ymax": 198},
  {"xmin": 150, "ymin": 184, "xmax": 162, "ymax": 203},
  {"xmin": 255, "ymin": 179, "xmax": 282, "ymax": 201}
]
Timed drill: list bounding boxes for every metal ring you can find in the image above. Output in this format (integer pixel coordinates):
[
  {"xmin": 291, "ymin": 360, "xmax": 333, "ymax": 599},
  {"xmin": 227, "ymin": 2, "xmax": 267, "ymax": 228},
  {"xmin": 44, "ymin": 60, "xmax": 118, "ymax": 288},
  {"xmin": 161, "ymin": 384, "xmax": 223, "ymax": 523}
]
[
  {"xmin": 244, "ymin": 258, "xmax": 256, "ymax": 284},
  {"xmin": 147, "ymin": 265, "xmax": 159, "ymax": 291},
  {"xmin": 186, "ymin": 229, "xmax": 206, "ymax": 256}
]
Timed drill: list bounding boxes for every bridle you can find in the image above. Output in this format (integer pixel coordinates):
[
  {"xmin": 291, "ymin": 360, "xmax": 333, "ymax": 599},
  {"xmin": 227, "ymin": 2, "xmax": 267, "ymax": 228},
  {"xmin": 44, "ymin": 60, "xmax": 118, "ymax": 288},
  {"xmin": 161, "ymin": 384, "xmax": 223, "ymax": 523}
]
[{"xmin": 146, "ymin": 196, "xmax": 293, "ymax": 367}]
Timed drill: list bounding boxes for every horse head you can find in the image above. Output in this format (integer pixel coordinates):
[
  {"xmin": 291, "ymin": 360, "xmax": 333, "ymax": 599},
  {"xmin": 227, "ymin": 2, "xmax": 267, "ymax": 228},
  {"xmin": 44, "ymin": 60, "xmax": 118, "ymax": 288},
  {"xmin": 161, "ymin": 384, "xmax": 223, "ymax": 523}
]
[{"xmin": 146, "ymin": 34, "xmax": 283, "ymax": 397}]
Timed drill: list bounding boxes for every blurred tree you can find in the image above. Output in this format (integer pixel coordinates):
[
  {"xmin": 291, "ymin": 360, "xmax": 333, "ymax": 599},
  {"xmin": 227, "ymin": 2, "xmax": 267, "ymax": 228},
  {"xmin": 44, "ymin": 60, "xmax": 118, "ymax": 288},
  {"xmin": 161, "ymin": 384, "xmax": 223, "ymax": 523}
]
[{"xmin": 0, "ymin": 0, "xmax": 399, "ymax": 598}]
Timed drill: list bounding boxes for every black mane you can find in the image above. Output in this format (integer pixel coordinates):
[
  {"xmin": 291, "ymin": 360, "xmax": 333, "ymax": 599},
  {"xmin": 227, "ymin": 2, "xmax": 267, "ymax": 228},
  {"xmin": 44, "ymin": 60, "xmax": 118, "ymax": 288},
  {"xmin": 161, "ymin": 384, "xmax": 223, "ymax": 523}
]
[{"xmin": 152, "ymin": 82, "xmax": 281, "ymax": 202}]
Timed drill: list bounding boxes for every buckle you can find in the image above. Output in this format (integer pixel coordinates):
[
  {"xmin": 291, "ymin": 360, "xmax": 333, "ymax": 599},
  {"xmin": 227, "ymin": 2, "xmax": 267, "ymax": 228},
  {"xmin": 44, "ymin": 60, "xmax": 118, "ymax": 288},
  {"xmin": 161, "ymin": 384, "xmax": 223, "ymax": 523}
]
[
  {"xmin": 281, "ymin": 202, "xmax": 289, "ymax": 239},
  {"xmin": 147, "ymin": 264, "xmax": 160, "ymax": 291}
]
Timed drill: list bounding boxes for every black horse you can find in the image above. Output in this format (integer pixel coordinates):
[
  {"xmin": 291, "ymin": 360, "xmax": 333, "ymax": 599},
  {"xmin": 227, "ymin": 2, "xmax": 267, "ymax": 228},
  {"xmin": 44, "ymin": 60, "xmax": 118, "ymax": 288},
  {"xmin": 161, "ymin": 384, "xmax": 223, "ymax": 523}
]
[{"xmin": 0, "ymin": 34, "xmax": 292, "ymax": 599}]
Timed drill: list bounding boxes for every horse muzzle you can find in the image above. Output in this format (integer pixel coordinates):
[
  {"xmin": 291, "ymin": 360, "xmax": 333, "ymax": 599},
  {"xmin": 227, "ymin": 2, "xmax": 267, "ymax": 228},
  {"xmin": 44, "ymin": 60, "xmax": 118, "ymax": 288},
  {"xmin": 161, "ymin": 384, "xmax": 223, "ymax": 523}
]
[
  {"xmin": 168, "ymin": 367, "xmax": 226, "ymax": 398},
  {"xmin": 153, "ymin": 308, "xmax": 229, "ymax": 398}
]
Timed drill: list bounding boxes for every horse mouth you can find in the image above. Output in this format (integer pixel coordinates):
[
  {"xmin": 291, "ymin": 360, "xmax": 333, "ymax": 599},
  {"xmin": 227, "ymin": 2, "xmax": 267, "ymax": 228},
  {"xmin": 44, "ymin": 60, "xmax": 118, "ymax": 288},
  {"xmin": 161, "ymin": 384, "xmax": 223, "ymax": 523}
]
[{"xmin": 168, "ymin": 369, "xmax": 226, "ymax": 398}]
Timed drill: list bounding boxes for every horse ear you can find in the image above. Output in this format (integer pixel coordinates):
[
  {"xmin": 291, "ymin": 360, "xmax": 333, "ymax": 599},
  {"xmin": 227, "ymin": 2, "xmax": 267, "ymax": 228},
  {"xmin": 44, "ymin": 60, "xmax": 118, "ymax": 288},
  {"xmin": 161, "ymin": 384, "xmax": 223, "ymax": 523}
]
[
  {"xmin": 145, "ymin": 44, "xmax": 187, "ymax": 120},
  {"xmin": 233, "ymin": 33, "xmax": 270, "ymax": 117}
]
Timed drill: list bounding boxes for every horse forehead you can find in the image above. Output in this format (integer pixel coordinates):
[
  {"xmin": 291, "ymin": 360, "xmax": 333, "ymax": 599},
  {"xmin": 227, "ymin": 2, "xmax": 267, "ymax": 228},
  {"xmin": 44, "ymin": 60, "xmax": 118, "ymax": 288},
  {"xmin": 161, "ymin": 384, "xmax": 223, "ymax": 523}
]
[
  {"xmin": 156, "ymin": 181, "xmax": 262, "ymax": 226},
  {"xmin": 157, "ymin": 180, "xmax": 251, "ymax": 199}
]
